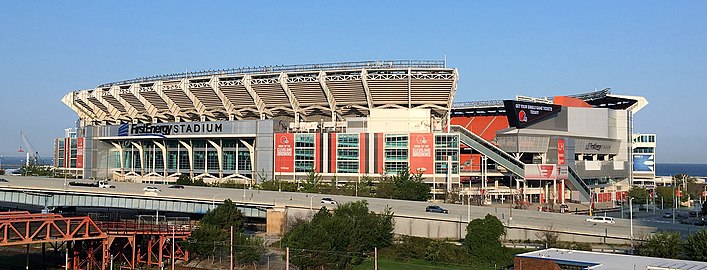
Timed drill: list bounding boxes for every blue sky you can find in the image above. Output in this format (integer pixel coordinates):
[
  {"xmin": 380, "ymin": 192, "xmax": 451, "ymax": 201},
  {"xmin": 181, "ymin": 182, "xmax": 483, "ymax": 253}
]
[{"xmin": 0, "ymin": 1, "xmax": 705, "ymax": 163}]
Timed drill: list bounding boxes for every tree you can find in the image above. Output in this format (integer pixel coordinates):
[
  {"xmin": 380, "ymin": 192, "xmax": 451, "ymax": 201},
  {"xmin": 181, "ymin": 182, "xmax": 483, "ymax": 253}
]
[
  {"xmin": 465, "ymin": 214, "xmax": 508, "ymax": 264},
  {"xmin": 259, "ymin": 179, "xmax": 298, "ymax": 192},
  {"xmin": 656, "ymin": 186, "xmax": 675, "ymax": 207},
  {"xmin": 201, "ymin": 199, "xmax": 245, "ymax": 231},
  {"xmin": 637, "ymin": 231, "xmax": 684, "ymax": 259},
  {"xmin": 187, "ymin": 199, "xmax": 265, "ymax": 264},
  {"xmin": 376, "ymin": 168, "xmax": 431, "ymax": 201},
  {"xmin": 536, "ymin": 225, "xmax": 560, "ymax": 248},
  {"xmin": 300, "ymin": 170, "xmax": 323, "ymax": 193},
  {"xmin": 282, "ymin": 200, "xmax": 394, "ymax": 269},
  {"xmin": 176, "ymin": 174, "xmax": 191, "ymax": 185},
  {"xmin": 686, "ymin": 229, "xmax": 707, "ymax": 261},
  {"xmin": 627, "ymin": 187, "xmax": 649, "ymax": 204}
]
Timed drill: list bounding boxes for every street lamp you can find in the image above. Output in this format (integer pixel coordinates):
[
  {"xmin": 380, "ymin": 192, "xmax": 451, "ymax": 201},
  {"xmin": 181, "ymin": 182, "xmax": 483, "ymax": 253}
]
[{"xmin": 212, "ymin": 195, "xmax": 220, "ymax": 209}]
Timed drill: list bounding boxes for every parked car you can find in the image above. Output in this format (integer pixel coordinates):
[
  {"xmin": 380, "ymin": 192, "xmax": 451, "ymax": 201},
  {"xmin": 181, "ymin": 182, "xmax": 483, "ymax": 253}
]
[
  {"xmin": 585, "ymin": 216, "xmax": 615, "ymax": 224},
  {"xmin": 168, "ymin": 185, "xmax": 185, "ymax": 189},
  {"xmin": 425, "ymin": 205, "xmax": 449, "ymax": 214},
  {"xmin": 320, "ymin": 197, "xmax": 337, "ymax": 205},
  {"xmin": 0, "ymin": 178, "xmax": 8, "ymax": 182},
  {"xmin": 98, "ymin": 181, "xmax": 115, "ymax": 188},
  {"xmin": 143, "ymin": 186, "xmax": 161, "ymax": 192},
  {"xmin": 663, "ymin": 212, "xmax": 673, "ymax": 218}
]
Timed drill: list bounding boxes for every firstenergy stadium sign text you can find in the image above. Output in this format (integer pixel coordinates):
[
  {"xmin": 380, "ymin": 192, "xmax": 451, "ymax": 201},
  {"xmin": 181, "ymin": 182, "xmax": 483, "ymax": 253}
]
[{"xmin": 120, "ymin": 123, "xmax": 223, "ymax": 136}]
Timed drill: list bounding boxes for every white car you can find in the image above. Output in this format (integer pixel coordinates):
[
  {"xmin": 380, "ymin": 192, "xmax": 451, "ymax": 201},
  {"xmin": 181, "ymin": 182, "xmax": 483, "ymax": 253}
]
[
  {"xmin": 143, "ymin": 186, "xmax": 161, "ymax": 192},
  {"xmin": 320, "ymin": 197, "xmax": 337, "ymax": 205},
  {"xmin": 585, "ymin": 216, "xmax": 615, "ymax": 224}
]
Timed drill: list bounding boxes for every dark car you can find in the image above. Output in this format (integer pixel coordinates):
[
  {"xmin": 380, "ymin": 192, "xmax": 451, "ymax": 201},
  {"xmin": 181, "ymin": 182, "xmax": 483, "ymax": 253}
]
[
  {"xmin": 0, "ymin": 178, "xmax": 8, "ymax": 182},
  {"xmin": 663, "ymin": 212, "xmax": 673, "ymax": 218},
  {"xmin": 425, "ymin": 205, "xmax": 449, "ymax": 214},
  {"xmin": 168, "ymin": 185, "xmax": 185, "ymax": 189}
]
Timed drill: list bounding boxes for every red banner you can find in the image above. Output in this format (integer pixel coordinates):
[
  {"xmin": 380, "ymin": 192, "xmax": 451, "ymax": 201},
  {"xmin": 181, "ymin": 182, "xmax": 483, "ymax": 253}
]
[
  {"xmin": 76, "ymin": 138, "xmax": 84, "ymax": 168},
  {"xmin": 274, "ymin": 133, "xmax": 294, "ymax": 173},
  {"xmin": 557, "ymin": 139, "xmax": 565, "ymax": 165},
  {"xmin": 409, "ymin": 133, "xmax": 434, "ymax": 174}
]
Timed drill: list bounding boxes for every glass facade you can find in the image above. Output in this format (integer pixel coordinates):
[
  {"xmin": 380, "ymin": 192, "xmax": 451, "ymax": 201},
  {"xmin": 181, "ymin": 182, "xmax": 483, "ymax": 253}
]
[
  {"xmin": 434, "ymin": 135, "xmax": 459, "ymax": 174},
  {"xmin": 110, "ymin": 139, "xmax": 254, "ymax": 177},
  {"xmin": 337, "ymin": 134, "xmax": 359, "ymax": 173},
  {"xmin": 384, "ymin": 134, "xmax": 408, "ymax": 173},
  {"xmin": 294, "ymin": 134, "xmax": 316, "ymax": 172}
]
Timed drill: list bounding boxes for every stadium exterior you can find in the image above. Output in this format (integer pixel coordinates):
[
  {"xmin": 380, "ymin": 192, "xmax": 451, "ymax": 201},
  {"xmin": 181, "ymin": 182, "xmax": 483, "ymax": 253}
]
[{"xmin": 56, "ymin": 60, "xmax": 651, "ymax": 203}]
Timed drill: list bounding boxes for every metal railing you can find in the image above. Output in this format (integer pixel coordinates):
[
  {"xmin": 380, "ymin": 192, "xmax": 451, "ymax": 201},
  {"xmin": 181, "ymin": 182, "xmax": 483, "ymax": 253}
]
[
  {"xmin": 96, "ymin": 221, "xmax": 193, "ymax": 234},
  {"xmin": 451, "ymin": 125, "xmax": 524, "ymax": 176},
  {"xmin": 452, "ymin": 100, "xmax": 504, "ymax": 109},
  {"xmin": 97, "ymin": 60, "xmax": 446, "ymax": 87}
]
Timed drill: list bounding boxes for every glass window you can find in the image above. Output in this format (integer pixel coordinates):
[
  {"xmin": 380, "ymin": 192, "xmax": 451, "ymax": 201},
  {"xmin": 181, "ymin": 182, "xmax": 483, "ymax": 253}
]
[
  {"xmin": 385, "ymin": 149, "xmax": 408, "ymax": 161},
  {"xmin": 435, "ymin": 135, "xmax": 459, "ymax": 148},
  {"xmin": 296, "ymin": 134, "xmax": 315, "ymax": 147},
  {"xmin": 178, "ymin": 151, "xmax": 190, "ymax": 170},
  {"xmin": 385, "ymin": 134, "xmax": 408, "ymax": 148},
  {"xmin": 384, "ymin": 162, "xmax": 408, "ymax": 174},
  {"xmin": 223, "ymin": 150, "xmax": 236, "ymax": 171},
  {"xmin": 207, "ymin": 150, "xmax": 219, "ymax": 170},
  {"xmin": 168, "ymin": 151, "xmax": 178, "ymax": 170},
  {"xmin": 337, "ymin": 149, "xmax": 359, "ymax": 160},
  {"xmin": 223, "ymin": 140, "xmax": 237, "ymax": 148},
  {"xmin": 337, "ymin": 161, "xmax": 358, "ymax": 173},
  {"xmin": 337, "ymin": 134, "xmax": 359, "ymax": 148},
  {"xmin": 154, "ymin": 149, "xmax": 164, "ymax": 169},
  {"xmin": 194, "ymin": 151, "xmax": 205, "ymax": 170},
  {"xmin": 192, "ymin": 140, "xmax": 206, "ymax": 149},
  {"xmin": 238, "ymin": 151, "xmax": 251, "ymax": 171}
]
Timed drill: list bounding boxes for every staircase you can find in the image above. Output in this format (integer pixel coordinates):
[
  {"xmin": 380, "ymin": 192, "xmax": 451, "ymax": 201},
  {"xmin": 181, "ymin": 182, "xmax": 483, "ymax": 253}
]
[{"xmin": 450, "ymin": 125, "xmax": 590, "ymax": 202}]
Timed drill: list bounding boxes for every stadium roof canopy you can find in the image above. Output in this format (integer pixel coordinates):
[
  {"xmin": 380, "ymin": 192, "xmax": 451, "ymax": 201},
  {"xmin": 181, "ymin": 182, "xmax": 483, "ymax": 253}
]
[
  {"xmin": 452, "ymin": 88, "xmax": 648, "ymax": 116},
  {"xmin": 63, "ymin": 60, "xmax": 458, "ymax": 124}
]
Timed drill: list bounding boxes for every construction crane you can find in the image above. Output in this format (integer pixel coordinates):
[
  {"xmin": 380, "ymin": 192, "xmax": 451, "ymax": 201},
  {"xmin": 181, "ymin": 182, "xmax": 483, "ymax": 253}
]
[{"xmin": 20, "ymin": 130, "xmax": 41, "ymax": 166}]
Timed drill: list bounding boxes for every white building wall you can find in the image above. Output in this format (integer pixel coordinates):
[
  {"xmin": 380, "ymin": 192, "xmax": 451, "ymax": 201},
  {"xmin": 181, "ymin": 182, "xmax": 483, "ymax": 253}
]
[
  {"xmin": 367, "ymin": 109, "xmax": 431, "ymax": 133},
  {"xmin": 567, "ymin": 107, "xmax": 609, "ymax": 138}
]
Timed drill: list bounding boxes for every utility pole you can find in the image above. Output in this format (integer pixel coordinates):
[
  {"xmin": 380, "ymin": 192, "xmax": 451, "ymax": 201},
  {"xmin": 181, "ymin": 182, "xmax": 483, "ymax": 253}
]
[
  {"xmin": 629, "ymin": 197, "xmax": 634, "ymax": 249},
  {"xmin": 230, "ymin": 226, "xmax": 234, "ymax": 270},
  {"xmin": 286, "ymin": 247, "xmax": 289, "ymax": 270},
  {"xmin": 374, "ymin": 247, "xmax": 378, "ymax": 270}
]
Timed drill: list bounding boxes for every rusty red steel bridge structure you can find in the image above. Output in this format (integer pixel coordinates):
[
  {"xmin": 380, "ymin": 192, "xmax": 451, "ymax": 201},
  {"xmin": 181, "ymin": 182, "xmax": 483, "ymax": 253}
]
[{"xmin": 0, "ymin": 211, "xmax": 191, "ymax": 269}]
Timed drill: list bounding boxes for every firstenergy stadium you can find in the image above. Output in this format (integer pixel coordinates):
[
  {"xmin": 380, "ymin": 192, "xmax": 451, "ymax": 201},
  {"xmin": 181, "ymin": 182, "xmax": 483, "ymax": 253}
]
[{"xmin": 56, "ymin": 60, "xmax": 653, "ymax": 203}]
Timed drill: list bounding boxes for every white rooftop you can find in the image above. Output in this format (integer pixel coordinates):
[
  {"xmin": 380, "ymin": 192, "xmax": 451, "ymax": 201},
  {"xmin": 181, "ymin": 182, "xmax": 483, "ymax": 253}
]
[{"xmin": 517, "ymin": 248, "xmax": 707, "ymax": 270}]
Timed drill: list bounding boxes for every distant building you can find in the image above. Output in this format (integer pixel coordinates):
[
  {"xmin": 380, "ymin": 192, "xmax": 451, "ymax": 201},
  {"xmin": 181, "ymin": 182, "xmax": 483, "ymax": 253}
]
[
  {"xmin": 632, "ymin": 133, "xmax": 657, "ymax": 188},
  {"xmin": 515, "ymin": 248, "xmax": 707, "ymax": 270}
]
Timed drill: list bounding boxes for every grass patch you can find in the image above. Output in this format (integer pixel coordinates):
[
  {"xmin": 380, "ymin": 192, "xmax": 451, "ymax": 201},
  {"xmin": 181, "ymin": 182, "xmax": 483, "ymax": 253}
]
[{"xmin": 353, "ymin": 256, "xmax": 498, "ymax": 270}]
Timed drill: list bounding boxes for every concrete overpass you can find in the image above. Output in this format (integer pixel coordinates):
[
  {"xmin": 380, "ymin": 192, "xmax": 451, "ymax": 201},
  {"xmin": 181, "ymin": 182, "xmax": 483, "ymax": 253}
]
[{"xmin": 0, "ymin": 176, "xmax": 696, "ymax": 244}]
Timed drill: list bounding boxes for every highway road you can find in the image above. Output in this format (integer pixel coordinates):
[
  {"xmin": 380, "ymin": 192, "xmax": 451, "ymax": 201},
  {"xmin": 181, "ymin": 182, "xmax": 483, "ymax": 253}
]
[{"xmin": 0, "ymin": 175, "xmax": 698, "ymax": 240}]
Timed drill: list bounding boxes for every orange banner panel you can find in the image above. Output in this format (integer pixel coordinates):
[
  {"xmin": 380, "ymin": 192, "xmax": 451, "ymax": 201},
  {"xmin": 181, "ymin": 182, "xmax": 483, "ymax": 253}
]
[
  {"xmin": 76, "ymin": 138, "xmax": 84, "ymax": 169},
  {"xmin": 274, "ymin": 133, "xmax": 294, "ymax": 173},
  {"xmin": 409, "ymin": 133, "xmax": 434, "ymax": 174}
]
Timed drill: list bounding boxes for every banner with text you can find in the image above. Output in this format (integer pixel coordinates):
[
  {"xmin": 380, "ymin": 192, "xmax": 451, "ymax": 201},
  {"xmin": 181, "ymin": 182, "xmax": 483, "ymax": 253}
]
[
  {"xmin": 524, "ymin": 164, "xmax": 569, "ymax": 180},
  {"xmin": 274, "ymin": 133, "xmax": 295, "ymax": 173},
  {"xmin": 76, "ymin": 137, "xmax": 84, "ymax": 169},
  {"xmin": 409, "ymin": 133, "xmax": 435, "ymax": 174},
  {"xmin": 503, "ymin": 100, "xmax": 561, "ymax": 128}
]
